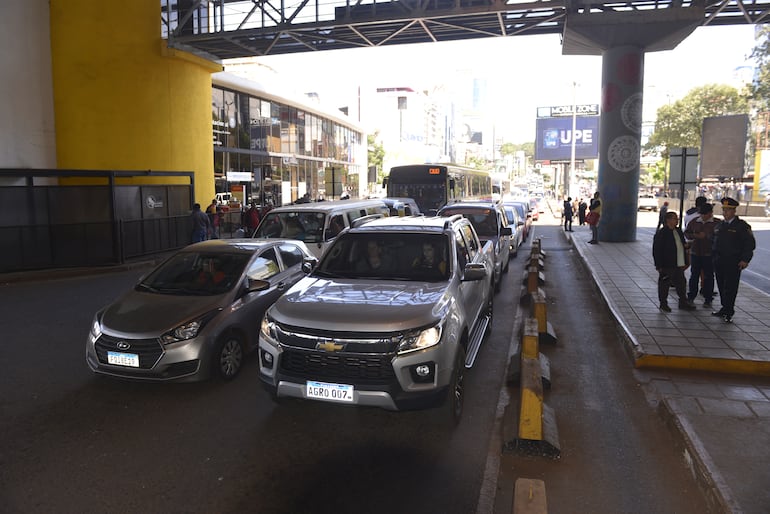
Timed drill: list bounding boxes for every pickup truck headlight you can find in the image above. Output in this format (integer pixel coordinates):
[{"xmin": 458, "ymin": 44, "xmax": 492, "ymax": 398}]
[
  {"xmin": 398, "ymin": 324, "xmax": 442, "ymax": 354},
  {"xmin": 261, "ymin": 315, "xmax": 277, "ymax": 341}
]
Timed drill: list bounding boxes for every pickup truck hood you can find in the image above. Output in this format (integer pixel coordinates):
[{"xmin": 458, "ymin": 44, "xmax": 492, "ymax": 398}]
[{"xmin": 271, "ymin": 277, "xmax": 449, "ymax": 332}]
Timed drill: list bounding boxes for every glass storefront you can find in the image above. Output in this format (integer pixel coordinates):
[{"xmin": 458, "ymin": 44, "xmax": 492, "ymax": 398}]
[{"xmin": 212, "ymin": 76, "xmax": 363, "ymax": 207}]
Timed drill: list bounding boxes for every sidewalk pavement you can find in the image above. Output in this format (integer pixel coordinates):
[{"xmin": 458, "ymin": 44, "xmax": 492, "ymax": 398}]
[{"xmin": 569, "ymin": 227, "xmax": 770, "ymax": 514}]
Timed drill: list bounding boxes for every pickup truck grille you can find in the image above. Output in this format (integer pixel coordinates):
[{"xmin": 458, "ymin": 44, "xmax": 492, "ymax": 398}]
[
  {"xmin": 280, "ymin": 348, "xmax": 396, "ymax": 383},
  {"xmin": 274, "ymin": 325, "xmax": 399, "ymax": 354}
]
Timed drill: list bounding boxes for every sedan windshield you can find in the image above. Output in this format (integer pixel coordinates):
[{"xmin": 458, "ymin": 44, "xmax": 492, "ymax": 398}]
[{"xmin": 137, "ymin": 252, "xmax": 251, "ymax": 295}]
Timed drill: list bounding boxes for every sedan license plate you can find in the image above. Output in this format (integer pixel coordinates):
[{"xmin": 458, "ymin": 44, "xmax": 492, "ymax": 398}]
[
  {"xmin": 107, "ymin": 351, "xmax": 140, "ymax": 367},
  {"xmin": 306, "ymin": 380, "xmax": 354, "ymax": 403}
]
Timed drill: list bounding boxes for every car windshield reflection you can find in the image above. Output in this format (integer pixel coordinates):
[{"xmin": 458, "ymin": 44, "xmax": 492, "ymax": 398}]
[
  {"xmin": 318, "ymin": 233, "xmax": 449, "ymax": 282},
  {"xmin": 137, "ymin": 252, "xmax": 251, "ymax": 296}
]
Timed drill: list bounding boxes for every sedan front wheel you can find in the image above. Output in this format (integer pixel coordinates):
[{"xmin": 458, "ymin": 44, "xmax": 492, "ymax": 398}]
[{"xmin": 214, "ymin": 333, "xmax": 244, "ymax": 380}]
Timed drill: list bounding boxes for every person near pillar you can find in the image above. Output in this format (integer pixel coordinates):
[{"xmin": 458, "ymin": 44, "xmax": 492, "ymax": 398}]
[
  {"xmin": 711, "ymin": 197, "xmax": 755, "ymax": 323},
  {"xmin": 563, "ymin": 196, "xmax": 574, "ymax": 232},
  {"xmin": 587, "ymin": 191, "xmax": 601, "ymax": 244},
  {"xmin": 684, "ymin": 202, "xmax": 718, "ymax": 308},
  {"xmin": 577, "ymin": 198, "xmax": 587, "ymax": 226},
  {"xmin": 653, "ymin": 211, "xmax": 696, "ymax": 312}
]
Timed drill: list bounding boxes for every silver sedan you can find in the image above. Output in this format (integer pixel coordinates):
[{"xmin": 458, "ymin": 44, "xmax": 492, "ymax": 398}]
[{"xmin": 86, "ymin": 239, "xmax": 315, "ymax": 382}]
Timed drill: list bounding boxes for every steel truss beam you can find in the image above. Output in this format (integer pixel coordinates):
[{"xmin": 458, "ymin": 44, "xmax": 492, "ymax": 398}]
[{"xmin": 166, "ymin": 0, "xmax": 770, "ymax": 59}]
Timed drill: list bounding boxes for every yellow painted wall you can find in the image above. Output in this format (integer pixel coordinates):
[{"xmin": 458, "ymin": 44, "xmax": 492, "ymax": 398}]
[{"xmin": 49, "ymin": 0, "xmax": 222, "ymax": 206}]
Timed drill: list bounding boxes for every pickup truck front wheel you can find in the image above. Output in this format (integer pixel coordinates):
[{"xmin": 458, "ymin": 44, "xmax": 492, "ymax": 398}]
[{"xmin": 444, "ymin": 346, "xmax": 466, "ymax": 426}]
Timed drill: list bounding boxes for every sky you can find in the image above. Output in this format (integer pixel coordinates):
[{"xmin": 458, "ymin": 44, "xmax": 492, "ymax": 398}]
[{"xmin": 245, "ymin": 24, "xmax": 758, "ymax": 143}]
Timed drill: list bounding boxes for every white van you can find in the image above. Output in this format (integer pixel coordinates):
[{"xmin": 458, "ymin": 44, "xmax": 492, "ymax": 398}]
[{"xmin": 251, "ymin": 199, "xmax": 389, "ymax": 258}]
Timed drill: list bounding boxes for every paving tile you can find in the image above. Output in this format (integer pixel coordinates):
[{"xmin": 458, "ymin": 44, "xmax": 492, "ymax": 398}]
[
  {"xmin": 718, "ymin": 384, "xmax": 770, "ymax": 402},
  {"xmin": 664, "ymin": 396, "xmax": 703, "ymax": 415},
  {"xmin": 748, "ymin": 401, "xmax": 770, "ymax": 417},
  {"xmin": 697, "ymin": 398, "xmax": 756, "ymax": 417},
  {"xmin": 675, "ymin": 381, "xmax": 724, "ymax": 398}
]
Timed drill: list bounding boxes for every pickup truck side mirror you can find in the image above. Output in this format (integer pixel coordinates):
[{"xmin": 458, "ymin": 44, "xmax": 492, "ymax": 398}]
[
  {"xmin": 462, "ymin": 262, "xmax": 487, "ymax": 282},
  {"xmin": 301, "ymin": 257, "xmax": 319, "ymax": 274},
  {"xmin": 501, "ymin": 226, "xmax": 512, "ymax": 236}
]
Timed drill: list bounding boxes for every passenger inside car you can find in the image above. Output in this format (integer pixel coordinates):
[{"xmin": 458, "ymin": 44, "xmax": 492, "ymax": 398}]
[
  {"xmin": 356, "ymin": 240, "xmax": 392, "ymax": 272},
  {"xmin": 412, "ymin": 241, "xmax": 447, "ymax": 277}
]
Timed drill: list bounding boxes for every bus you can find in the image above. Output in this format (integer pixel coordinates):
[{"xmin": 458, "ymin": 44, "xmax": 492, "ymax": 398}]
[{"xmin": 384, "ymin": 164, "xmax": 493, "ymax": 215}]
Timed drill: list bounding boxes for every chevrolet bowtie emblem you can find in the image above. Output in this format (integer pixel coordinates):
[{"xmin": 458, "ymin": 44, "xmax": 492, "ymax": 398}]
[{"xmin": 316, "ymin": 340, "xmax": 344, "ymax": 352}]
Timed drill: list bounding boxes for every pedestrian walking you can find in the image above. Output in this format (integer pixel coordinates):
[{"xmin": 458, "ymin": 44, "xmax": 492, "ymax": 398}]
[
  {"xmin": 577, "ymin": 199, "xmax": 587, "ymax": 225},
  {"xmin": 653, "ymin": 211, "xmax": 696, "ymax": 312},
  {"xmin": 563, "ymin": 196, "xmax": 574, "ymax": 232},
  {"xmin": 711, "ymin": 197, "xmax": 755, "ymax": 323},
  {"xmin": 684, "ymin": 202, "xmax": 718, "ymax": 308},
  {"xmin": 683, "ymin": 196, "xmax": 707, "ymax": 229},
  {"xmin": 656, "ymin": 201, "xmax": 669, "ymax": 230},
  {"xmin": 190, "ymin": 203, "xmax": 210, "ymax": 243},
  {"xmin": 587, "ymin": 191, "xmax": 601, "ymax": 244}
]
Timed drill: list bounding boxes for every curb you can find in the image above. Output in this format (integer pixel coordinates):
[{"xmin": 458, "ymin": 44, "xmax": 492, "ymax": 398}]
[
  {"xmin": 657, "ymin": 397, "xmax": 741, "ymax": 514},
  {"xmin": 0, "ymin": 256, "xmax": 166, "ymax": 285}
]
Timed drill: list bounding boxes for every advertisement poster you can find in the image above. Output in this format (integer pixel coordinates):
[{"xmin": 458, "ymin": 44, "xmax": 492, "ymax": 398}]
[{"xmin": 535, "ymin": 116, "xmax": 600, "ymax": 162}]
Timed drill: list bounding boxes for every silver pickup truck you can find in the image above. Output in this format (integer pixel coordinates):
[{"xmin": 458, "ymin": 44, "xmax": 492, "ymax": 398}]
[{"xmin": 257, "ymin": 214, "xmax": 494, "ymax": 426}]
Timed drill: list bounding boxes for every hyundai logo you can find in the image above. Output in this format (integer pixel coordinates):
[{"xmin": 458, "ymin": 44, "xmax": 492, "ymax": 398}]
[{"xmin": 116, "ymin": 341, "xmax": 131, "ymax": 350}]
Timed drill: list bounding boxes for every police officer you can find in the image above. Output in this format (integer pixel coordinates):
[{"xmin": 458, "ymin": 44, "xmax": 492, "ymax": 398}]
[{"xmin": 711, "ymin": 197, "xmax": 756, "ymax": 323}]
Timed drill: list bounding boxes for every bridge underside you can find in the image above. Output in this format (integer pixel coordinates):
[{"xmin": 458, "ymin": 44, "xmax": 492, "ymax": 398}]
[{"xmin": 166, "ymin": 0, "xmax": 770, "ymax": 60}]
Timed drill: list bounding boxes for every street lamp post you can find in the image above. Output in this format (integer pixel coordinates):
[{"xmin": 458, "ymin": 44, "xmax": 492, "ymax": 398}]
[{"xmin": 568, "ymin": 81, "xmax": 577, "ymax": 198}]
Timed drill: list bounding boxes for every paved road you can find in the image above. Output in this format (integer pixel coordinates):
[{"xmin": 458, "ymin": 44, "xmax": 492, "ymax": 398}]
[
  {"xmin": 0, "ymin": 218, "xmax": 716, "ymax": 513},
  {"xmin": 0, "ymin": 261, "xmax": 517, "ymax": 513}
]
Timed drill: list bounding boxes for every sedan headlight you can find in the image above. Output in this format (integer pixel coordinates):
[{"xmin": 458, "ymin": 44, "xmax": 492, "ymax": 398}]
[
  {"xmin": 397, "ymin": 323, "xmax": 443, "ymax": 354},
  {"xmin": 160, "ymin": 310, "xmax": 220, "ymax": 345},
  {"xmin": 89, "ymin": 316, "xmax": 102, "ymax": 343}
]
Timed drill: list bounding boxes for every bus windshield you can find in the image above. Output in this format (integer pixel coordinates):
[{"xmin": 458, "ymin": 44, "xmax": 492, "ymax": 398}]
[{"xmin": 386, "ymin": 164, "xmax": 492, "ymax": 214}]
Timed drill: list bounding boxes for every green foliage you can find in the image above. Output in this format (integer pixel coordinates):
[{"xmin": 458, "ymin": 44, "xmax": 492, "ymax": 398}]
[
  {"xmin": 645, "ymin": 84, "xmax": 748, "ymax": 158},
  {"xmin": 367, "ymin": 133, "xmax": 385, "ymax": 181},
  {"xmin": 500, "ymin": 142, "xmax": 534, "ymax": 157},
  {"xmin": 747, "ymin": 25, "xmax": 770, "ymax": 112}
]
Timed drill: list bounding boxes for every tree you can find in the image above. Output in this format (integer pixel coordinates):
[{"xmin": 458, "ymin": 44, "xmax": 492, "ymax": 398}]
[
  {"xmin": 746, "ymin": 25, "xmax": 770, "ymax": 113},
  {"xmin": 367, "ymin": 133, "xmax": 385, "ymax": 182},
  {"xmin": 645, "ymin": 84, "xmax": 748, "ymax": 159}
]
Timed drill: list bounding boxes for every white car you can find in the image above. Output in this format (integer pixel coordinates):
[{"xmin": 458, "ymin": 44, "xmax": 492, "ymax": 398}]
[{"xmin": 638, "ymin": 194, "xmax": 659, "ymax": 211}]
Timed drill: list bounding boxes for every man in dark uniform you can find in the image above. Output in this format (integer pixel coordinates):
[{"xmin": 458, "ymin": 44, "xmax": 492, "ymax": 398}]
[{"xmin": 711, "ymin": 197, "xmax": 756, "ymax": 323}]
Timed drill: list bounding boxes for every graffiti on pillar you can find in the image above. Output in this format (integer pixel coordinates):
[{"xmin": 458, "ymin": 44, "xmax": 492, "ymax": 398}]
[
  {"xmin": 602, "ymin": 83, "xmax": 622, "ymax": 112},
  {"xmin": 608, "ymin": 135, "xmax": 640, "ymax": 173},
  {"xmin": 617, "ymin": 52, "xmax": 643, "ymax": 85},
  {"xmin": 621, "ymin": 93, "xmax": 643, "ymax": 133}
]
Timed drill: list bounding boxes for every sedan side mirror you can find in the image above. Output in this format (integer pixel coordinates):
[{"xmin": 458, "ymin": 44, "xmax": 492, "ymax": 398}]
[{"xmin": 247, "ymin": 278, "xmax": 270, "ymax": 293}]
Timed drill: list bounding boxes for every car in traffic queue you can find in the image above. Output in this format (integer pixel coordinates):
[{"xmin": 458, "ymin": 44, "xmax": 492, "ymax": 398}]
[
  {"xmin": 258, "ymin": 215, "xmax": 495, "ymax": 425},
  {"xmin": 505, "ymin": 200, "xmax": 532, "ymax": 242},
  {"xmin": 502, "ymin": 203, "xmax": 524, "ymax": 258},
  {"xmin": 86, "ymin": 239, "xmax": 315, "ymax": 382},
  {"xmin": 638, "ymin": 194, "xmax": 659, "ymax": 211},
  {"xmin": 437, "ymin": 201, "xmax": 512, "ymax": 292}
]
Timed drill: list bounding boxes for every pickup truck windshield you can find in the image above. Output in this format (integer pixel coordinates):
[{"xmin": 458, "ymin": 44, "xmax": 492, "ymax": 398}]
[{"xmin": 318, "ymin": 233, "xmax": 449, "ymax": 281}]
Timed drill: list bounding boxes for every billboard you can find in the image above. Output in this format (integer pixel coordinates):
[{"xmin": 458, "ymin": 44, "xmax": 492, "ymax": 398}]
[
  {"xmin": 700, "ymin": 114, "xmax": 749, "ymax": 179},
  {"xmin": 535, "ymin": 116, "xmax": 600, "ymax": 161}
]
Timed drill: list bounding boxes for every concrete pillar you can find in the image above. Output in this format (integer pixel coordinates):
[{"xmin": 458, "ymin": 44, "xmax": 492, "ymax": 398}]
[{"xmin": 597, "ymin": 46, "xmax": 644, "ymax": 242}]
